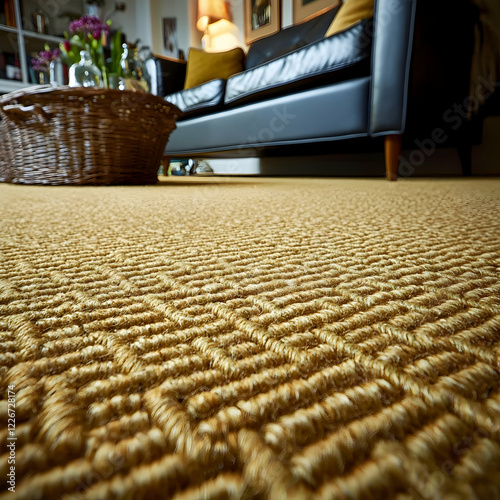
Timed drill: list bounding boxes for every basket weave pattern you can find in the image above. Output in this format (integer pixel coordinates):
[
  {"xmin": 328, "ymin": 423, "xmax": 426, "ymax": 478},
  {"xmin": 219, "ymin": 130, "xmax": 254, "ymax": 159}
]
[{"xmin": 0, "ymin": 85, "xmax": 180, "ymax": 185}]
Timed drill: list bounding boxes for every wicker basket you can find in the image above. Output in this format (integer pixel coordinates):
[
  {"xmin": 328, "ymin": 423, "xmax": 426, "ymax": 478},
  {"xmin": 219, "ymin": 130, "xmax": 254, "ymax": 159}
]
[{"xmin": 0, "ymin": 85, "xmax": 181, "ymax": 185}]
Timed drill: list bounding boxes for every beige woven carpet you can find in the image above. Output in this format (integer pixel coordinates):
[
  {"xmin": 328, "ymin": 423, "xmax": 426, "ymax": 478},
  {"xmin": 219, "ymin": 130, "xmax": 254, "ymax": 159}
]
[{"xmin": 1, "ymin": 177, "xmax": 500, "ymax": 500}]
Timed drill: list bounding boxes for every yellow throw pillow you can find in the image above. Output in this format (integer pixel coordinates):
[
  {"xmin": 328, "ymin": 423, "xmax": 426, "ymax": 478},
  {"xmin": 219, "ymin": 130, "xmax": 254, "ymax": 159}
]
[
  {"xmin": 325, "ymin": 0, "xmax": 374, "ymax": 37},
  {"xmin": 184, "ymin": 47, "xmax": 245, "ymax": 89}
]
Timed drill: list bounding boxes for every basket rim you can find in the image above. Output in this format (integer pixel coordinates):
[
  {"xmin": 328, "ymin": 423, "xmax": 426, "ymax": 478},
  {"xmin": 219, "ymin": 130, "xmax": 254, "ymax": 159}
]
[{"xmin": 0, "ymin": 85, "xmax": 182, "ymax": 116}]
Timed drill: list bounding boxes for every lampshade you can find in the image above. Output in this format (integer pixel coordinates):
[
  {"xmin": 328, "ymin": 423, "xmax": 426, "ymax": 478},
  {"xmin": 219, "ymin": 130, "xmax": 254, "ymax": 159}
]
[{"xmin": 197, "ymin": 0, "xmax": 231, "ymax": 32}]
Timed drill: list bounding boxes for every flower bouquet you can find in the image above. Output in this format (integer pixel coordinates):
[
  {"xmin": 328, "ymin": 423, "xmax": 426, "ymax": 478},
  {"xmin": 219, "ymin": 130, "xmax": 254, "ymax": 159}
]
[
  {"xmin": 31, "ymin": 46, "xmax": 61, "ymax": 84},
  {"xmin": 31, "ymin": 14, "xmax": 147, "ymax": 90},
  {"xmin": 58, "ymin": 15, "xmax": 124, "ymax": 88}
]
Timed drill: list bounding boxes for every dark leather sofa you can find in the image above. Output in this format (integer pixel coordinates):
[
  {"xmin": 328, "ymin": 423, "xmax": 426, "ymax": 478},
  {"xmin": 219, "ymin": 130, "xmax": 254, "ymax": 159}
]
[{"xmin": 147, "ymin": 0, "xmax": 482, "ymax": 180}]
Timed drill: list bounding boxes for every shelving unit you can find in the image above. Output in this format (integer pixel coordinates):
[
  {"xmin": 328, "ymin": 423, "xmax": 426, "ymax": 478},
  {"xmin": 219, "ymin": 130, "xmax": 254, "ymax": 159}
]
[{"xmin": 0, "ymin": 0, "xmax": 85, "ymax": 93}]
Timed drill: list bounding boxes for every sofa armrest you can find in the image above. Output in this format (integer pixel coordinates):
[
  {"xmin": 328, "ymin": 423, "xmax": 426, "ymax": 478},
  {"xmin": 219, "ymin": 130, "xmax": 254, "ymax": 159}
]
[
  {"xmin": 369, "ymin": 0, "xmax": 417, "ymax": 136},
  {"xmin": 144, "ymin": 54, "xmax": 187, "ymax": 97}
]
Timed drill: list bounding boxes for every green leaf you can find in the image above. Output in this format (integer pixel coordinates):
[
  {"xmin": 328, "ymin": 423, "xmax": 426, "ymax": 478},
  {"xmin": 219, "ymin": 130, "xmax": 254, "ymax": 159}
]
[
  {"xmin": 110, "ymin": 29, "xmax": 123, "ymax": 76},
  {"xmin": 70, "ymin": 35, "xmax": 84, "ymax": 47}
]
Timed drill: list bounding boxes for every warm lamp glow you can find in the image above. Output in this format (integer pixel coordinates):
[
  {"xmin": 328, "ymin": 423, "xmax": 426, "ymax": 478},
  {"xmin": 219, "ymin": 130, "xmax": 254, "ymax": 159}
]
[
  {"xmin": 197, "ymin": 0, "xmax": 231, "ymax": 32},
  {"xmin": 202, "ymin": 19, "xmax": 241, "ymax": 52}
]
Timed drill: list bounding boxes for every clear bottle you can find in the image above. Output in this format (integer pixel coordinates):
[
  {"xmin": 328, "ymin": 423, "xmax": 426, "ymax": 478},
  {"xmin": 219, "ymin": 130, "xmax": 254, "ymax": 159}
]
[
  {"xmin": 49, "ymin": 60, "xmax": 64, "ymax": 86},
  {"xmin": 38, "ymin": 70, "xmax": 49, "ymax": 85},
  {"xmin": 69, "ymin": 50, "xmax": 103, "ymax": 87},
  {"xmin": 120, "ymin": 43, "xmax": 132, "ymax": 78},
  {"xmin": 119, "ymin": 43, "xmax": 148, "ymax": 91}
]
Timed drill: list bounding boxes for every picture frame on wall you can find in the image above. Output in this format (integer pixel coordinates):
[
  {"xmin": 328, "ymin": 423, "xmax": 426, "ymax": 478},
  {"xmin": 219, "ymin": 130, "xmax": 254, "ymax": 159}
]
[
  {"xmin": 293, "ymin": 0, "xmax": 339, "ymax": 25},
  {"xmin": 244, "ymin": 0, "xmax": 281, "ymax": 45},
  {"xmin": 163, "ymin": 18, "xmax": 179, "ymax": 58}
]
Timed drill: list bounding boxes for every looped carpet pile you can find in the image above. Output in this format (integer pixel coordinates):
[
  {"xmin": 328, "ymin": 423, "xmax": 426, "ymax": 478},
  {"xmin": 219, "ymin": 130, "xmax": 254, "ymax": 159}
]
[{"xmin": 0, "ymin": 177, "xmax": 499, "ymax": 499}]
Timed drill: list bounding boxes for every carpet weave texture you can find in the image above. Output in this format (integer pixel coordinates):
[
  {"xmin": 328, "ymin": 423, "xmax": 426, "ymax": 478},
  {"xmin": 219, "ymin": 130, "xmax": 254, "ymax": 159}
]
[{"xmin": 1, "ymin": 177, "xmax": 500, "ymax": 500}]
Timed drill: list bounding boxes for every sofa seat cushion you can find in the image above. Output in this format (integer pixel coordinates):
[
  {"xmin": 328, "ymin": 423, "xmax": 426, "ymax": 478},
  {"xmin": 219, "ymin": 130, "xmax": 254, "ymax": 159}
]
[
  {"xmin": 225, "ymin": 19, "xmax": 372, "ymax": 107},
  {"xmin": 165, "ymin": 79, "xmax": 226, "ymax": 118}
]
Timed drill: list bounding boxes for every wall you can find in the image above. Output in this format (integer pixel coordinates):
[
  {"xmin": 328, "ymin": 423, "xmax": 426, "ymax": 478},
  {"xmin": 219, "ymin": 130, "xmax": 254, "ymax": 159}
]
[
  {"xmin": 139, "ymin": 0, "xmax": 297, "ymax": 57},
  {"xmin": 150, "ymin": 0, "xmax": 191, "ymax": 56},
  {"xmin": 106, "ymin": 0, "xmax": 139, "ymax": 43},
  {"xmin": 125, "ymin": 0, "xmax": 192, "ymax": 57},
  {"xmin": 228, "ymin": 0, "xmax": 294, "ymax": 50},
  {"xmin": 282, "ymin": 1, "xmax": 293, "ymax": 28},
  {"xmin": 118, "ymin": 0, "xmax": 321, "ymax": 55},
  {"xmin": 135, "ymin": 0, "xmax": 153, "ymax": 50},
  {"xmin": 74, "ymin": 0, "xmax": 144, "ymax": 48}
]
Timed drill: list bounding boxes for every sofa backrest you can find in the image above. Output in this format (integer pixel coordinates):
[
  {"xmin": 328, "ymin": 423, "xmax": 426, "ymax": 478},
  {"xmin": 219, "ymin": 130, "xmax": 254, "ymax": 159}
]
[
  {"xmin": 145, "ymin": 55, "xmax": 187, "ymax": 97},
  {"xmin": 245, "ymin": 6, "xmax": 339, "ymax": 70},
  {"xmin": 369, "ymin": 0, "xmax": 417, "ymax": 136}
]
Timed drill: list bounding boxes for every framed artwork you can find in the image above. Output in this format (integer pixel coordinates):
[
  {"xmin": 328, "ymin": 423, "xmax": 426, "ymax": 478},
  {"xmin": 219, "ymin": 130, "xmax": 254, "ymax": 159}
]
[
  {"xmin": 162, "ymin": 18, "xmax": 179, "ymax": 58},
  {"xmin": 293, "ymin": 0, "xmax": 339, "ymax": 25},
  {"xmin": 244, "ymin": 0, "xmax": 281, "ymax": 45}
]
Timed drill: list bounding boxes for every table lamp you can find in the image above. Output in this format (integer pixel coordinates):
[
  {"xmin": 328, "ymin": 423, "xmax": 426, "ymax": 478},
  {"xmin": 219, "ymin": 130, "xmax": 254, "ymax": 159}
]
[{"xmin": 197, "ymin": 0, "xmax": 232, "ymax": 49}]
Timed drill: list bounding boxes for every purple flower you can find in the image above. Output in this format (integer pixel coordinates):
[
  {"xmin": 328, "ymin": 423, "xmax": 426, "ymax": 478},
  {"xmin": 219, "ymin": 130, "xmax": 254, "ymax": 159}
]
[
  {"xmin": 60, "ymin": 15, "xmax": 113, "ymax": 74},
  {"xmin": 32, "ymin": 58, "xmax": 45, "ymax": 72},
  {"xmin": 69, "ymin": 15, "xmax": 109, "ymax": 41},
  {"xmin": 32, "ymin": 48, "xmax": 61, "ymax": 73}
]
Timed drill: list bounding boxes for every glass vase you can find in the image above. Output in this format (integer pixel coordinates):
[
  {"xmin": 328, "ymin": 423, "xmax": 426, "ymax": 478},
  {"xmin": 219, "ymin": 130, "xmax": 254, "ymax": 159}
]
[
  {"xmin": 119, "ymin": 43, "xmax": 148, "ymax": 92},
  {"xmin": 85, "ymin": 2, "xmax": 102, "ymax": 18},
  {"xmin": 69, "ymin": 50, "xmax": 103, "ymax": 88},
  {"xmin": 49, "ymin": 60, "xmax": 64, "ymax": 86},
  {"xmin": 38, "ymin": 71, "xmax": 49, "ymax": 85}
]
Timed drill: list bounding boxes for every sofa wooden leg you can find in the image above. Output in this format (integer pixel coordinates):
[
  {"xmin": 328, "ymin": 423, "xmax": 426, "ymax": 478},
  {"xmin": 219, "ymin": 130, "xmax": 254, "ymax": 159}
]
[
  {"xmin": 384, "ymin": 134, "xmax": 402, "ymax": 181},
  {"xmin": 161, "ymin": 156, "xmax": 170, "ymax": 176}
]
